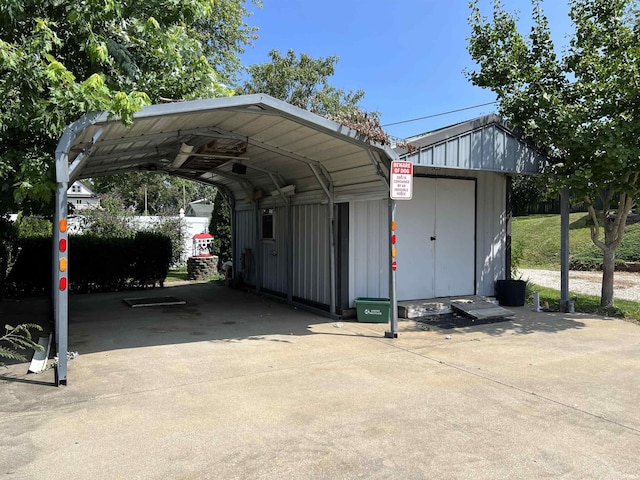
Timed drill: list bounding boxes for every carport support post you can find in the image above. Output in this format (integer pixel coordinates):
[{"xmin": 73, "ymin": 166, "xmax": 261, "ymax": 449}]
[
  {"xmin": 386, "ymin": 199, "xmax": 398, "ymax": 338},
  {"xmin": 254, "ymin": 202, "xmax": 262, "ymax": 292},
  {"xmin": 559, "ymin": 187, "xmax": 570, "ymax": 312},
  {"xmin": 52, "ymin": 154, "xmax": 70, "ymax": 386}
]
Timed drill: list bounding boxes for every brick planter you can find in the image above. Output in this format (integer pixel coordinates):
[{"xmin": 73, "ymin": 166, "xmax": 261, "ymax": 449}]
[{"xmin": 187, "ymin": 255, "xmax": 219, "ymax": 280}]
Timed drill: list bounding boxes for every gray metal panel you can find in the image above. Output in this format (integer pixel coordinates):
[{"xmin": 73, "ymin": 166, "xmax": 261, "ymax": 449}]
[
  {"xmin": 260, "ymin": 206, "xmax": 288, "ymax": 294},
  {"xmin": 234, "ymin": 209, "xmax": 257, "ymax": 285},
  {"xmin": 292, "ymin": 204, "xmax": 331, "ymax": 305},
  {"xmin": 401, "ymin": 115, "xmax": 544, "ymax": 174},
  {"xmin": 474, "ymin": 171, "xmax": 507, "ymax": 296},
  {"xmin": 348, "ymin": 199, "xmax": 389, "ymax": 305}
]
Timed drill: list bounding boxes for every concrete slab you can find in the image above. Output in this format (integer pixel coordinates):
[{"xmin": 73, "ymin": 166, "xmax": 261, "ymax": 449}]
[{"xmin": 1, "ymin": 284, "xmax": 640, "ymax": 479}]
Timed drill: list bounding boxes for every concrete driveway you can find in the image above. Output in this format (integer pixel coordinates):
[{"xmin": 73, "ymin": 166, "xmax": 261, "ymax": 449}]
[{"xmin": 1, "ymin": 283, "xmax": 639, "ymax": 479}]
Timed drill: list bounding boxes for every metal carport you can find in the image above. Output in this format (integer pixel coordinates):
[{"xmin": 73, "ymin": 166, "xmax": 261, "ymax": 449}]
[{"xmin": 53, "ymin": 94, "xmax": 400, "ymax": 386}]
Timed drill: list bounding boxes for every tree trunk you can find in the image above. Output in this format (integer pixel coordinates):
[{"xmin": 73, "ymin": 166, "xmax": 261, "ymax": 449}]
[{"xmin": 600, "ymin": 247, "xmax": 616, "ymax": 308}]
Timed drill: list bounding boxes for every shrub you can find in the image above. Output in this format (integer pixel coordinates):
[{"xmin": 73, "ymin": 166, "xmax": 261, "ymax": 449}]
[
  {"xmin": 146, "ymin": 216, "xmax": 185, "ymax": 267},
  {"xmin": 0, "ymin": 217, "xmax": 19, "ymax": 300},
  {"xmin": 14, "ymin": 213, "xmax": 52, "ymax": 238},
  {"xmin": 4, "ymin": 233, "xmax": 172, "ymax": 295}
]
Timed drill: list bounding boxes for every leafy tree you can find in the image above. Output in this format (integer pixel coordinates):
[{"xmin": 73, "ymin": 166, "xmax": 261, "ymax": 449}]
[
  {"xmin": 467, "ymin": 0, "xmax": 640, "ymax": 307},
  {"xmin": 91, "ymin": 173, "xmax": 217, "ymax": 215},
  {"xmin": 79, "ymin": 193, "xmax": 135, "ymax": 238},
  {"xmin": 0, "ymin": 0, "xmax": 258, "ymax": 216},
  {"xmin": 239, "ymin": 49, "xmax": 366, "ymax": 115},
  {"xmin": 209, "ymin": 190, "xmax": 232, "ymax": 267},
  {"xmin": 238, "ymin": 49, "xmax": 396, "ymax": 146},
  {"xmin": 512, "ymin": 175, "xmax": 551, "ymax": 216}
]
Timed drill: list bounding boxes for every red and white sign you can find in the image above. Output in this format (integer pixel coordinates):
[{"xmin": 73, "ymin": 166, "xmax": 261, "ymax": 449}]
[{"xmin": 390, "ymin": 161, "xmax": 413, "ymax": 200}]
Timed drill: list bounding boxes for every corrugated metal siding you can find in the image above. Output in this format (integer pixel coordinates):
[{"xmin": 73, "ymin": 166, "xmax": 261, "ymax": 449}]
[
  {"xmin": 292, "ymin": 204, "xmax": 331, "ymax": 305},
  {"xmin": 234, "ymin": 209, "xmax": 257, "ymax": 285},
  {"xmin": 474, "ymin": 171, "xmax": 507, "ymax": 295},
  {"xmin": 349, "ymin": 199, "xmax": 389, "ymax": 305},
  {"xmin": 260, "ymin": 206, "xmax": 289, "ymax": 295},
  {"xmin": 407, "ymin": 125, "xmax": 543, "ymax": 174}
]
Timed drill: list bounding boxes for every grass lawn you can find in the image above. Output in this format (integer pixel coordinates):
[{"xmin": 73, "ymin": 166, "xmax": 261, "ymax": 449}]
[
  {"xmin": 512, "ymin": 212, "xmax": 640, "ymax": 269},
  {"xmin": 513, "ymin": 213, "xmax": 640, "ymax": 321},
  {"xmin": 165, "ymin": 267, "xmax": 188, "ymax": 283},
  {"xmin": 533, "ymin": 285, "xmax": 640, "ymax": 322},
  {"xmin": 165, "ymin": 266, "xmax": 223, "ymax": 283}
]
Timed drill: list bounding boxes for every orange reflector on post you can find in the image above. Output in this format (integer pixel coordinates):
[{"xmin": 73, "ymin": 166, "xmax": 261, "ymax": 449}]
[
  {"xmin": 59, "ymin": 277, "xmax": 67, "ymax": 291},
  {"xmin": 59, "ymin": 219, "xmax": 67, "ymax": 232},
  {"xmin": 391, "ymin": 221, "xmax": 396, "ymax": 231},
  {"xmin": 59, "ymin": 238, "xmax": 67, "ymax": 252},
  {"xmin": 392, "ymin": 247, "xmax": 396, "ymax": 258},
  {"xmin": 59, "ymin": 258, "xmax": 67, "ymax": 272}
]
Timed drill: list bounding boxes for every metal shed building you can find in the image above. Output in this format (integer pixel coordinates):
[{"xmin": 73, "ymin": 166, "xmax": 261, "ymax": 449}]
[{"xmin": 53, "ymin": 96, "xmax": 542, "ymax": 385}]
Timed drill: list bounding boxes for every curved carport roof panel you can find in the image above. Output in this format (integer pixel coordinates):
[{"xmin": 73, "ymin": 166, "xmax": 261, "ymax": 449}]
[
  {"xmin": 53, "ymin": 94, "xmax": 398, "ymax": 386},
  {"xmin": 64, "ymin": 94, "xmax": 396, "ymax": 206}
]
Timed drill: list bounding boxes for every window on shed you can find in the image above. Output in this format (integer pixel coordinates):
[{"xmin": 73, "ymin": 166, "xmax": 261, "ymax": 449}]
[{"xmin": 261, "ymin": 208, "xmax": 274, "ymax": 240}]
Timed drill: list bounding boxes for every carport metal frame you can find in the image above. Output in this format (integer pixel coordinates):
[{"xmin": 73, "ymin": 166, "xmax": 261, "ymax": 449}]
[{"xmin": 52, "ymin": 95, "xmax": 402, "ymax": 386}]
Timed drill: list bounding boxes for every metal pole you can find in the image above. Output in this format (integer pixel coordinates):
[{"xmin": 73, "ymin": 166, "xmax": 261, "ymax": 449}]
[
  {"xmin": 254, "ymin": 202, "xmax": 262, "ymax": 292},
  {"xmin": 328, "ymin": 189, "xmax": 336, "ymax": 316},
  {"xmin": 54, "ymin": 180, "xmax": 69, "ymax": 385},
  {"xmin": 286, "ymin": 200, "xmax": 293, "ymax": 304},
  {"xmin": 385, "ymin": 199, "xmax": 398, "ymax": 338},
  {"xmin": 560, "ymin": 187, "xmax": 570, "ymax": 311}
]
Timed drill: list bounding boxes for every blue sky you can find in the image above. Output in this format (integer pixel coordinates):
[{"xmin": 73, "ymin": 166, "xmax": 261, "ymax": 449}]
[{"xmin": 239, "ymin": 1, "xmax": 572, "ymax": 139}]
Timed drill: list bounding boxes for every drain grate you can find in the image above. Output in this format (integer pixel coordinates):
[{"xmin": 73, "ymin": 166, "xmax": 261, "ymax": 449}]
[{"xmin": 124, "ymin": 296, "xmax": 186, "ymax": 308}]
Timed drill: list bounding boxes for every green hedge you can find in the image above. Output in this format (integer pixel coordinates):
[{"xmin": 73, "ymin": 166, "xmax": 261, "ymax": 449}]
[{"xmin": 5, "ymin": 232, "xmax": 172, "ymax": 296}]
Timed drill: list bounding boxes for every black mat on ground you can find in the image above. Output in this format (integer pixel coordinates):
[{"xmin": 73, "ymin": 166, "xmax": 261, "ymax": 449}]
[
  {"xmin": 124, "ymin": 296, "xmax": 186, "ymax": 308},
  {"xmin": 415, "ymin": 314, "xmax": 511, "ymax": 329}
]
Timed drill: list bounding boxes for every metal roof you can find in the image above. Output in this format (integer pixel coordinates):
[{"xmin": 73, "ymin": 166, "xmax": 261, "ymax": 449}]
[
  {"xmin": 397, "ymin": 114, "xmax": 545, "ymax": 175},
  {"xmin": 59, "ymin": 94, "xmax": 397, "ymax": 209}
]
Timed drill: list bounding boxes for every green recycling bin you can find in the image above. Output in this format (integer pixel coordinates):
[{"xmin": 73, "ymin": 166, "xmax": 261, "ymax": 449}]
[{"xmin": 355, "ymin": 298, "xmax": 390, "ymax": 323}]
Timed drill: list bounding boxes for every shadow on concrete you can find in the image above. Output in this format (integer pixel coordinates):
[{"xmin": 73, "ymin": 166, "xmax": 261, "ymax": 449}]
[
  {"xmin": 0, "ymin": 375, "xmax": 54, "ymax": 386},
  {"xmin": 0, "ymin": 282, "xmax": 362, "ymax": 360},
  {"xmin": 402, "ymin": 309, "xmax": 589, "ymax": 338}
]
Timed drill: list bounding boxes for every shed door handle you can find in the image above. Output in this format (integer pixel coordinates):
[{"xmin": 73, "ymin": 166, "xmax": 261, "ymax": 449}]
[{"xmin": 430, "ymin": 236, "xmax": 436, "ymax": 241}]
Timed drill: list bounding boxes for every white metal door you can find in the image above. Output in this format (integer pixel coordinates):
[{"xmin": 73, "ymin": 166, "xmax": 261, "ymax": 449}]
[
  {"xmin": 434, "ymin": 178, "xmax": 476, "ymax": 297},
  {"xmin": 395, "ymin": 177, "xmax": 475, "ymax": 300},
  {"xmin": 395, "ymin": 178, "xmax": 435, "ymax": 300}
]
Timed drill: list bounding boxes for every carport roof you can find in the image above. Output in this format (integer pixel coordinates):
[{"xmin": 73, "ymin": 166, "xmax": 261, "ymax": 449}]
[{"xmin": 57, "ymin": 94, "xmax": 398, "ymax": 207}]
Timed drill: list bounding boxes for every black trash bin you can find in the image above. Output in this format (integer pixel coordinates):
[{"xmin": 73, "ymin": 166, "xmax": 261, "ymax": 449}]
[{"xmin": 495, "ymin": 279, "xmax": 526, "ymax": 306}]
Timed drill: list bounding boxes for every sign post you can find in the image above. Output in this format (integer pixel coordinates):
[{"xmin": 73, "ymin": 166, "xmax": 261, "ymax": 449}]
[{"xmin": 387, "ymin": 161, "xmax": 413, "ymax": 339}]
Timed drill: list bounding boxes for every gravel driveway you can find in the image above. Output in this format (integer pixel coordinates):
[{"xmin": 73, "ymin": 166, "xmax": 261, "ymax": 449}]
[{"xmin": 519, "ymin": 268, "xmax": 640, "ymax": 301}]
